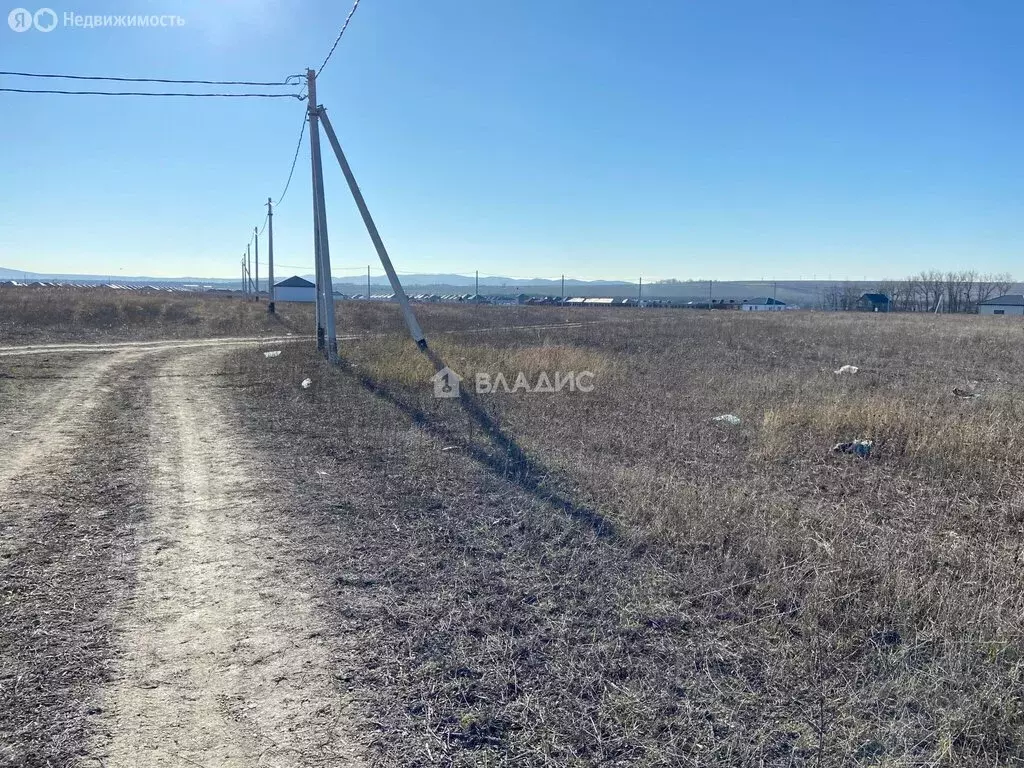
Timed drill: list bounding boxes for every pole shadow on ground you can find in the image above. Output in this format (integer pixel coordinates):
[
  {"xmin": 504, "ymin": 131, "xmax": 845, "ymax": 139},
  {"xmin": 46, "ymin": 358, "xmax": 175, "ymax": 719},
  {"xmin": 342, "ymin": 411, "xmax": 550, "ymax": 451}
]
[{"xmin": 340, "ymin": 344, "xmax": 616, "ymax": 540}]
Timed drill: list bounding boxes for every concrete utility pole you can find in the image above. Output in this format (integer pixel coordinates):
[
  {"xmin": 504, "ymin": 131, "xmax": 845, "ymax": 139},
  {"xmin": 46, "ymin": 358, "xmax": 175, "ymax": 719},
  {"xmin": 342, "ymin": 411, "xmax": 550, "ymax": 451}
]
[
  {"xmin": 317, "ymin": 104, "xmax": 426, "ymax": 348},
  {"xmin": 312, "ymin": 176, "xmax": 324, "ymax": 348},
  {"xmin": 267, "ymin": 198, "xmax": 275, "ymax": 313},
  {"xmin": 241, "ymin": 257, "xmax": 247, "ymax": 296},
  {"xmin": 638, "ymin": 276, "xmax": 642, "ymax": 303},
  {"xmin": 246, "ymin": 244, "xmax": 253, "ymax": 297},
  {"xmin": 254, "ymin": 226, "xmax": 260, "ymax": 299},
  {"xmin": 307, "ymin": 70, "xmax": 326, "ymax": 353}
]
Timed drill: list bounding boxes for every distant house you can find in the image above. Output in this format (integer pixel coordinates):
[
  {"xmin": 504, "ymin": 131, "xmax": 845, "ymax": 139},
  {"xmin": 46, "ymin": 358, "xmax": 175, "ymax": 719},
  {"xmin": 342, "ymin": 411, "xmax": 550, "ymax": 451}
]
[
  {"xmin": 857, "ymin": 293, "xmax": 891, "ymax": 312},
  {"xmin": 274, "ymin": 275, "xmax": 316, "ymax": 303},
  {"xmin": 978, "ymin": 295, "xmax": 1024, "ymax": 316},
  {"xmin": 741, "ymin": 297, "xmax": 787, "ymax": 312}
]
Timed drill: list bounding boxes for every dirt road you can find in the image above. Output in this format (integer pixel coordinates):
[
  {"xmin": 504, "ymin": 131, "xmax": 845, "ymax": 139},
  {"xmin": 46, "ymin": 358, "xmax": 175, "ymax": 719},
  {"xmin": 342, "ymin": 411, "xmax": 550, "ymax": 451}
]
[{"xmin": 0, "ymin": 339, "xmax": 362, "ymax": 767}]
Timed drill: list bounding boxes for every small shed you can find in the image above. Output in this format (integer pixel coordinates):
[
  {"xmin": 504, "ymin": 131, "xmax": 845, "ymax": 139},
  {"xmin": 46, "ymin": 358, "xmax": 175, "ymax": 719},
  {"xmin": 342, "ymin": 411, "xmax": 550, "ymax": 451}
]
[
  {"xmin": 979, "ymin": 295, "xmax": 1024, "ymax": 316},
  {"xmin": 274, "ymin": 275, "xmax": 316, "ymax": 303},
  {"xmin": 857, "ymin": 293, "xmax": 891, "ymax": 312},
  {"xmin": 741, "ymin": 297, "xmax": 787, "ymax": 312}
]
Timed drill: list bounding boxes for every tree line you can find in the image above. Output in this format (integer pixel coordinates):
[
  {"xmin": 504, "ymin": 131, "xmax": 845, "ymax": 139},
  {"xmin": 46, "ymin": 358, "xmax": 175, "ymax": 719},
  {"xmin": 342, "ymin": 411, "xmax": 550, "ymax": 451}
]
[{"xmin": 821, "ymin": 271, "xmax": 1015, "ymax": 312}]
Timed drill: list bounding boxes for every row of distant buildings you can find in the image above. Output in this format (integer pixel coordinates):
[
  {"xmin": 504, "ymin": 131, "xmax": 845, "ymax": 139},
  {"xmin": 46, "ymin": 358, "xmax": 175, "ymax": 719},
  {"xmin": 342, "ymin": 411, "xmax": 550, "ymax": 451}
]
[
  {"xmin": 11, "ymin": 275, "xmax": 1024, "ymax": 316},
  {"xmin": 274, "ymin": 276, "xmax": 797, "ymax": 310}
]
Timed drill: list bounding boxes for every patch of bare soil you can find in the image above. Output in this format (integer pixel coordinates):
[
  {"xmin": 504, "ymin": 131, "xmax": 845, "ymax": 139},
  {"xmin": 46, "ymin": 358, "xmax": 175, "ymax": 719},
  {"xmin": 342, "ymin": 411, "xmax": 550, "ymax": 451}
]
[
  {"xmin": 87, "ymin": 350, "xmax": 363, "ymax": 767},
  {"xmin": 0, "ymin": 353, "xmax": 133, "ymax": 494},
  {"xmin": 0, "ymin": 354, "xmax": 150, "ymax": 768}
]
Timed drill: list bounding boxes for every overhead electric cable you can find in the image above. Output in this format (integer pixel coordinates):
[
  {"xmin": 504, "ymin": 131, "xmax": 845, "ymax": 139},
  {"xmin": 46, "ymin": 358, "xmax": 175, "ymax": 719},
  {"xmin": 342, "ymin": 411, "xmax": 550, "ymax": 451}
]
[
  {"xmin": 0, "ymin": 88, "xmax": 303, "ymax": 98},
  {"xmin": 317, "ymin": 0, "xmax": 361, "ymax": 76},
  {"xmin": 0, "ymin": 70, "xmax": 303, "ymax": 86}
]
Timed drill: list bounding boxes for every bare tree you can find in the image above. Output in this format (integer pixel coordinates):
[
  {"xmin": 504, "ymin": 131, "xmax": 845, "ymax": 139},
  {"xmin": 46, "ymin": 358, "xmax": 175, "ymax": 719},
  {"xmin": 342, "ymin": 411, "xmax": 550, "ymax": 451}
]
[
  {"xmin": 918, "ymin": 270, "xmax": 944, "ymax": 312},
  {"xmin": 959, "ymin": 270, "xmax": 978, "ymax": 312},
  {"xmin": 841, "ymin": 282, "xmax": 862, "ymax": 311},
  {"xmin": 822, "ymin": 283, "xmax": 843, "ymax": 311},
  {"xmin": 943, "ymin": 271, "xmax": 969, "ymax": 314}
]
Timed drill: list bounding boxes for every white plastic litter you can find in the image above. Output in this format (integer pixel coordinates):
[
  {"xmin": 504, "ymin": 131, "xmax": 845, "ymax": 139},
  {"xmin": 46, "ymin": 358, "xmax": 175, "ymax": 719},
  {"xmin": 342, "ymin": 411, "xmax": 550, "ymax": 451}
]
[
  {"xmin": 264, "ymin": 350, "xmax": 282, "ymax": 358},
  {"xmin": 301, "ymin": 378, "xmax": 312, "ymax": 389},
  {"xmin": 834, "ymin": 365, "xmax": 859, "ymax": 374},
  {"xmin": 713, "ymin": 414, "xmax": 742, "ymax": 426}
]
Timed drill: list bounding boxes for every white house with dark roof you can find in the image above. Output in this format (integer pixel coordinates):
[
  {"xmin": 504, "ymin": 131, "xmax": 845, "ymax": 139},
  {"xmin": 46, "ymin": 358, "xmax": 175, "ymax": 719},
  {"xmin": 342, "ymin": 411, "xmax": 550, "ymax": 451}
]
[
  {"xmin": 274, "ymin": 275, "xmax": 316, "ymax": 303},
  {"xmin": 741, "ymin": 297, "xmax": 787, "ymax": 311},
  {"xmin": 979, "ymin": 295, "xmax": 1024, "ymax": 316}
]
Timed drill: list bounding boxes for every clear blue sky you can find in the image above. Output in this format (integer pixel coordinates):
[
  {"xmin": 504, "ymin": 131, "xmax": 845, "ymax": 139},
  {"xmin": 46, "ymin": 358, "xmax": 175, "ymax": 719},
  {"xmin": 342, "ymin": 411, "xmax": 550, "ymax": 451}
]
[{"xmin": 1, "ymin": 0, "xmax": 1021, "ymax": 281}]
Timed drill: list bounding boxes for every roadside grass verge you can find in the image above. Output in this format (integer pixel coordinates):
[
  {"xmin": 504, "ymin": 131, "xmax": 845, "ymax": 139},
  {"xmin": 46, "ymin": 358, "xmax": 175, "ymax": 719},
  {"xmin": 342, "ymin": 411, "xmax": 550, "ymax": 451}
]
[{"xmin": 0, "ymin": 286, "xmax": 305, "ymax": 343}]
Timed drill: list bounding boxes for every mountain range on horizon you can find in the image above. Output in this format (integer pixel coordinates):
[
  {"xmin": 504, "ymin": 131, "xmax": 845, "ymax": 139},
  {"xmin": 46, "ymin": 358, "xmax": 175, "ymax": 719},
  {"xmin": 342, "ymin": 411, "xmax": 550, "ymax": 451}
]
[
  {"xmin": 0, "ymin": 266, "xmax": 638, "ymax": 288},
  {"xmin": 0, "ymin": 265, "xmax": 946, "ymax": 305}
]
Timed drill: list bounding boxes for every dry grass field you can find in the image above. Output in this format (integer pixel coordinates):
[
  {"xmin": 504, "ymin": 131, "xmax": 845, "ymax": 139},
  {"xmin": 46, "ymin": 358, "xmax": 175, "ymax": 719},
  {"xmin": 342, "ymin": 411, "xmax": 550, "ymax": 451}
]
[
  {"xmin": 225, "ymin": 307, "xmax": 1024, "ymax": 766},
  {"xmin": 2, "ymin": 286, "xmax": 1023, "ymax": 766}
]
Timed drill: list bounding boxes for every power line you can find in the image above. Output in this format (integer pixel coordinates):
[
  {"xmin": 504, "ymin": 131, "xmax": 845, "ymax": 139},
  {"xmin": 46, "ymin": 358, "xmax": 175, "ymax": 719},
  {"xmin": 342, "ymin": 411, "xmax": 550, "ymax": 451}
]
[
  {"xmin": 238, "ymin": 111, "xmax": 305, "ymax": 268},
  {"xmin": 317, "ymin": 0, "xmax": 361, "ymax": 76},
  {"xmin": 0, "ymin": 87, "xmax": 303, "ymax": 98},
  {"xmin": 0, "ymin": 70, "xmax": 303, "ymax": 87},
  {"xmin": 242, "ymin": 113, "xmax": 304, "ymax": 263},
  {"xmin": 274, "ymin": 115, "xmax": 308, "ymax": 208}
]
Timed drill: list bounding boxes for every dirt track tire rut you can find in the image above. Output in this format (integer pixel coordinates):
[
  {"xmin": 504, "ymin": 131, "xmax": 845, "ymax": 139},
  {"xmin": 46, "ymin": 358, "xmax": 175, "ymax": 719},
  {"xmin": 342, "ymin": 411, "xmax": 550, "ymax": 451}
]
[
  {"xmin": 0, "ymin": 352, "xmax": 149, "ymax": 768},
  {"xmin": 1, "ymin": 340, "xmax": 363, "ymax": 767},
  {"xmin": 87, "ymin": 350, "xmax": 363, "ymax": 767}
]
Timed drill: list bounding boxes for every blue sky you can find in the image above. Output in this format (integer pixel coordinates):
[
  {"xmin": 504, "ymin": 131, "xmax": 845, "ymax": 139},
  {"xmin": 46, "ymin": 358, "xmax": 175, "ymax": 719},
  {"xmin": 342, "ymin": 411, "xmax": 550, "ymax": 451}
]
[{"xmin": 1, "ymin": 0, "xmax": 1021, "ymax": 281}]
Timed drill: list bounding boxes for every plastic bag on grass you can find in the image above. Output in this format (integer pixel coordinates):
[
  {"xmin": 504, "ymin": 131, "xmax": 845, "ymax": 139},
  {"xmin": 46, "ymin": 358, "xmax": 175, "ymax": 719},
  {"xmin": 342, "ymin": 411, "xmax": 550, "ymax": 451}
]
[{"xmin": 832, "ymin": 439, "xmax": 873, "ymax": 458}]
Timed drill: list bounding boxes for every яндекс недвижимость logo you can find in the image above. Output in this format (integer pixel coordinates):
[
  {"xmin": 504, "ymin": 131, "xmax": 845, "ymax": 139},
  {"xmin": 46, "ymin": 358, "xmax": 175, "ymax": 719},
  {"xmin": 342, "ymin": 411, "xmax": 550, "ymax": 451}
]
[
  {"xmin": 8, "ymin": 7, "xmax": 57, "ymax": 31},
  {"xmin": 8, "ymin": 8, "xmax": 185, "ymax": 31}
]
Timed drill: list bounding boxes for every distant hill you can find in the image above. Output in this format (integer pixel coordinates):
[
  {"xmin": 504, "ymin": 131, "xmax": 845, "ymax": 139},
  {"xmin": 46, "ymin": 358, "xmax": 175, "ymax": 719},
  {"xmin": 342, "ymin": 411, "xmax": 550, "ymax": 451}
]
[{"xmin": 0, "ymin": 266, "xmax": 232, "ymax": 285}]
